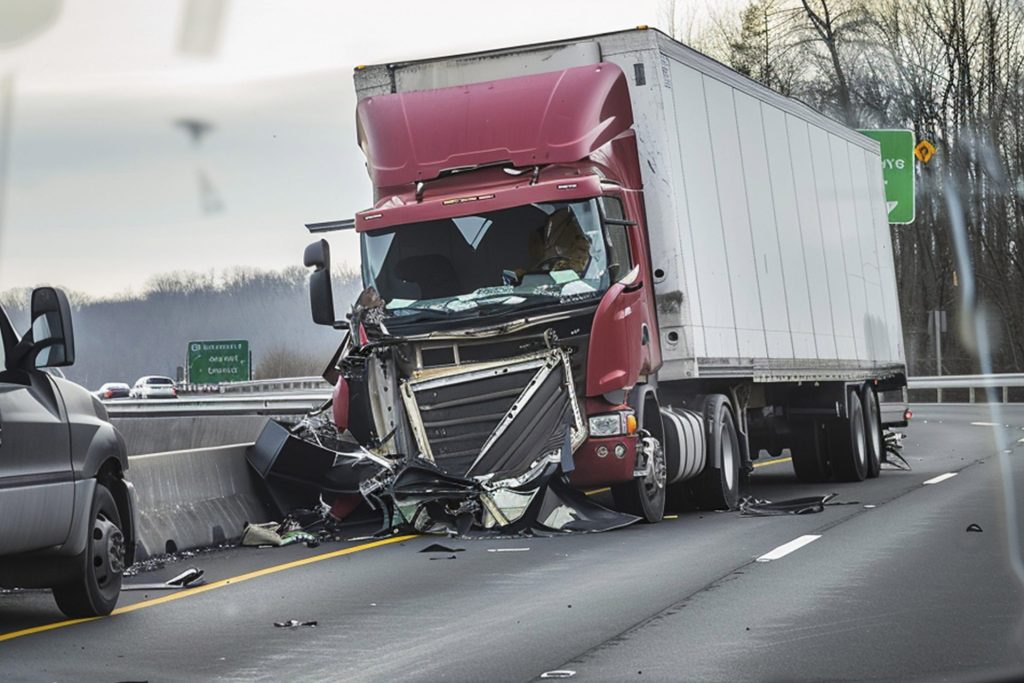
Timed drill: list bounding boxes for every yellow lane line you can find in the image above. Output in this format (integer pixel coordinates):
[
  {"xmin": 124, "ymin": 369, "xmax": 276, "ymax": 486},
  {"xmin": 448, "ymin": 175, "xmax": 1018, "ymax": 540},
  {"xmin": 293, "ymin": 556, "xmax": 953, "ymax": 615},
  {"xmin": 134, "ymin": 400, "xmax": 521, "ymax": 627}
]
[
  {"xmin": 585, "ymin": 487, "xmax": 610, "ymax": 496},
  {"xmin": 753, "ymin": 456, "xmax": 792, "ymax": 469},
  {"xmin": 0, "ymin": 534, "xmax": 416, "ymax": 644}
]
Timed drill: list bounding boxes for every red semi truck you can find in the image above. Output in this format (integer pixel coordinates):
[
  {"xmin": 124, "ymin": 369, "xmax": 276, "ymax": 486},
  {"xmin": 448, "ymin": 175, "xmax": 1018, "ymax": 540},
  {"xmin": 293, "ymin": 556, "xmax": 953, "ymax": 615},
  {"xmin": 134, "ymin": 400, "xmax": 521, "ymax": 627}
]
[{"xmin": 303, "ymin": 28, "xmax": 907, "ymax": 524}]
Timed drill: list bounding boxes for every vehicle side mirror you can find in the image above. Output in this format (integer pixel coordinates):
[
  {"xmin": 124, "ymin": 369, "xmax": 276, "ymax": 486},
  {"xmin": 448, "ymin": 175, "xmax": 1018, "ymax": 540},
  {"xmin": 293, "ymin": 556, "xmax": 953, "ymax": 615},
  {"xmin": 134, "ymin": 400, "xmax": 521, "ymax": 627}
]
[
  {"xmin": 304, "ymin": 239, "xmax": 347, "ymax": 329},
  {"xmin": 13, "ymin": 287, "xmax": 76, "ymax": 369}
]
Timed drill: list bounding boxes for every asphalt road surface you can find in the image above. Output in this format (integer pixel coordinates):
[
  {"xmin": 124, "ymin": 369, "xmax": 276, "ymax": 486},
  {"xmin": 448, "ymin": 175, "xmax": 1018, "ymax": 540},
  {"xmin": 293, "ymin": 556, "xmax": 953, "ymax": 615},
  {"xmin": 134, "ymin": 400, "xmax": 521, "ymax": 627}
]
[{"xmin": 3, "ymin": 404, "xmax": 1023, "ymax": 682}]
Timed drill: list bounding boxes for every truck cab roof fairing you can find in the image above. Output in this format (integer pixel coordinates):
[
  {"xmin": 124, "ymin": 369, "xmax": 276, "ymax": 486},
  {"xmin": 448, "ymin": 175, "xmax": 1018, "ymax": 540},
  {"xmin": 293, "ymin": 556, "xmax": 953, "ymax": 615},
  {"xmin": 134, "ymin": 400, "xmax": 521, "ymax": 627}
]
[{"xmin": 356, "ymin": 62, "xmax": 634, "ymax": 191}]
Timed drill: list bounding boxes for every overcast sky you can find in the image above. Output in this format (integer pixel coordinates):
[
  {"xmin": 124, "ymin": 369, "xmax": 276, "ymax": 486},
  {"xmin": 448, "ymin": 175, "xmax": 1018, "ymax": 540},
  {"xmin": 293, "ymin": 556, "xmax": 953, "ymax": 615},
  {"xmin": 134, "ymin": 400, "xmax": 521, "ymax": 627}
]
[{"xmin": 0, "ymin": 0, "xmax": 731, "ymax": 297}]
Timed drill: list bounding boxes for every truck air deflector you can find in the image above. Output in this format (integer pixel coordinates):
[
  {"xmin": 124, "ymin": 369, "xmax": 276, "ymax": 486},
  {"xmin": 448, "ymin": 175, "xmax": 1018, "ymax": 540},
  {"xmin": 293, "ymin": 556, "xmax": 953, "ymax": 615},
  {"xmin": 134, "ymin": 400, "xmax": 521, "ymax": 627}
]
[{"xmin": 356, "ymin": 62, "xmax": 634, "ymax": 189}]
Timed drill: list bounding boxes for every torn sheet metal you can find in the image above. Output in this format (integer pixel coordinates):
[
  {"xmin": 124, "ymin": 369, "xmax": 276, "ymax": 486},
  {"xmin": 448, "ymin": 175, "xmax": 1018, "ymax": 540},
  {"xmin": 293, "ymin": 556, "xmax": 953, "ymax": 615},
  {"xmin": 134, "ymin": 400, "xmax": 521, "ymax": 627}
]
[{"xmin": 247, "ymin": 343, "xmax": 637, "ymax": 537}]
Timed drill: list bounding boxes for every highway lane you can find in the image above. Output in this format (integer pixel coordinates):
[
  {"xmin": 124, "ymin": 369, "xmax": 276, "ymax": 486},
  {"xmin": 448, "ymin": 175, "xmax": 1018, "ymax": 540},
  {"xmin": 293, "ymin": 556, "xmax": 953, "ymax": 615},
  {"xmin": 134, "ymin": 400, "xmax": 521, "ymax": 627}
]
[{"xmin": 2, "ymin": 404, "xmax": 1022, "ymax": 682}]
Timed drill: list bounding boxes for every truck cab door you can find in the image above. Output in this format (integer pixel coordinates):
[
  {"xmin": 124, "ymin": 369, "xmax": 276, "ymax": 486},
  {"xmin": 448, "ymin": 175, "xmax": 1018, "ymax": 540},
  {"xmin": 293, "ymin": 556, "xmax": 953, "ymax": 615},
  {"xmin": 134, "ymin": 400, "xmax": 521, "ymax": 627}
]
[
  {"xmin": 0, "ymin": 308, "xmax": 75, "ymax": 555},
  {"xmin": 586, "ymin": 196, "xmax": 649, "ymax": 396}
]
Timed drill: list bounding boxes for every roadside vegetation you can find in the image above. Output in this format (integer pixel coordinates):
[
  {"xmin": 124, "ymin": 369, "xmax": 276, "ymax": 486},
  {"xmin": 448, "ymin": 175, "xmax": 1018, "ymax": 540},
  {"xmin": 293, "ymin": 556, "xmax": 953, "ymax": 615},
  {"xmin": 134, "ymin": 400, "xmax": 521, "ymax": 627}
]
[
  {"xmin": 669, "ymin": 0, "xmax": 1024, "ymax": 375},
  {"xmin": 0, "ymin": 265, "xmax": 360, "ymax": 388}
]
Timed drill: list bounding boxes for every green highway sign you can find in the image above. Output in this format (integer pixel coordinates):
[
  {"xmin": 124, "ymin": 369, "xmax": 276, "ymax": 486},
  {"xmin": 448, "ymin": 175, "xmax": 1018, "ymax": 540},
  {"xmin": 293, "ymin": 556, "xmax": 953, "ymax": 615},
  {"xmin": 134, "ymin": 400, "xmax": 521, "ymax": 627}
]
[
  {"xmin": 187, "ymin": 340, "xmax": 251, "ymax": 385},
  {"xmin": 858, "ymin": 128, "xmax": 915, "ymax": 224}
]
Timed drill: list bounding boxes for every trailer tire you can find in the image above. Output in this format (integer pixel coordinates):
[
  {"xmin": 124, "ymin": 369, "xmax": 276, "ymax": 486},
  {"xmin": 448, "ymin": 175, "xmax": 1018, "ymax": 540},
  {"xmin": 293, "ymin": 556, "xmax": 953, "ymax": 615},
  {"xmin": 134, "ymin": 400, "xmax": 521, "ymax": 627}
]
[
  {"xmin": 828, "ymin": 389, "xmax": 868, "ymax": 482},
  {"xmin": 692, "ymin": 394, "xmax": 741, "ymax": 510},
  {"xmin": 862, "ymin": 384, "xmax": 882, "ymax": 479},
  {"xmin": 790, "ymin": 420, "xmax": 830, "ymax": 482}
]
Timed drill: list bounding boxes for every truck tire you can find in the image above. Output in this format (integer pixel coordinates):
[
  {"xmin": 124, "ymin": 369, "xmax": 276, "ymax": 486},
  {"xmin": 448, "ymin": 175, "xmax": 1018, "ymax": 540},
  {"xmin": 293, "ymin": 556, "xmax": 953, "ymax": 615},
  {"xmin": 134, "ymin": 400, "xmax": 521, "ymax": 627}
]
[
  {"xmin": 828, "ymin": 390, "xmax": 869, "ymax": 482},
  {"xmin": 790, "ymin": 419, "xmax": 830, "ymax": 482},
  {"xmin": 862, "ymin": 384, "xmax": 882, "ymax": 479},
  {"xmin": 52, "ymin": 483, "xmax": 126, "ymax": 618},
  {"xmin": 692, "ymin": 394, "xmax": 741, "ymax": 510},
  {"xmin": 611, "ymin": 405, "xmax": 667, "ymax": 523}
]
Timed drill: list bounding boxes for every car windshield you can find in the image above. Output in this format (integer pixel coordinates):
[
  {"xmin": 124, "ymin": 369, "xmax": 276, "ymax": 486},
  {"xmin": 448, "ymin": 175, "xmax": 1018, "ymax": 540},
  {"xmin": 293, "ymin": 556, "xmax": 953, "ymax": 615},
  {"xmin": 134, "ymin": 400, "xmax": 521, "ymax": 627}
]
[{"xmin": 360, "ymin": 199, "xmax": 622, "ymax": 325}]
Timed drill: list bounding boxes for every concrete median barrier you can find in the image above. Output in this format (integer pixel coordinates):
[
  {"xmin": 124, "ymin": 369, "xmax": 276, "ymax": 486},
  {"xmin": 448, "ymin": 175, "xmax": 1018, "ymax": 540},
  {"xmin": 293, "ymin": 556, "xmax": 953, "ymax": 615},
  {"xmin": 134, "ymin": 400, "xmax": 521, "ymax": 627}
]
[
  {"xmin": 113, "ymin": 415, "xmax": 272, "ymax": 456},
  {"xmin": 127, "ymin": 443, "xmax": 278, "ymax": 560}
]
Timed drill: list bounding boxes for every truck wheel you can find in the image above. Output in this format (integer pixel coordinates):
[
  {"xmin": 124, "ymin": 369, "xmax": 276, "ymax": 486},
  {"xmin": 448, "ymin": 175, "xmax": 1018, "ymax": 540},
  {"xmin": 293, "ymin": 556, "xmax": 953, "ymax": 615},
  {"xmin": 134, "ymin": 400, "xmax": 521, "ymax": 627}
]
[
  {"xmin": 693, "ymin": 395, "xmax": 741, "ymax": 510},
  {"xmin": 790, "ymin": 420, "xmax": 830, "ymax": 482},
  {"xmin": 828, "ymin": 390, "xmax": 868, "ymax": 482},
  {"xmin": 52, "ymin": 483, "xmax": 126, "ymax": 618},
  {"xmin": 862, "ymin": 384, "xmax": 882, "ymax": 479},
  {"xmin": 611, "ymin": 412, "xmax": 667, "ymax": 523}
]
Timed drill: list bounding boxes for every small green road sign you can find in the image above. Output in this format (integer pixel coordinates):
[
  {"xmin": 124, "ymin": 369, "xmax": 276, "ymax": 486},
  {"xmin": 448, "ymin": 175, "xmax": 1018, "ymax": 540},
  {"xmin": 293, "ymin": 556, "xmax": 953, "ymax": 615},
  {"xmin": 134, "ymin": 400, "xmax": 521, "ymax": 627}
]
[
  {"xmin": 187, "ymin": 340, "xmax": 250, "ymax": 385},
  {"xmin": 858, "ymin": 128, "xmax": 915, "ymax": 224}
]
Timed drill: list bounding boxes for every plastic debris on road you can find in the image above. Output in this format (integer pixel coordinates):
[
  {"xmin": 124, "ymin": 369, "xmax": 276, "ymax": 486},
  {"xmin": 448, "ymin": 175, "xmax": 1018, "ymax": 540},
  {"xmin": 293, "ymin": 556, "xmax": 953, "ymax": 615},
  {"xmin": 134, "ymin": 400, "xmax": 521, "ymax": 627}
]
[
  {"xmin": 739, "ymin": 493, "xmax": 837, "ymax": 516},
  {"xmin": 274, "ymin": 620, "xmax": 318, "ymax": 628}
]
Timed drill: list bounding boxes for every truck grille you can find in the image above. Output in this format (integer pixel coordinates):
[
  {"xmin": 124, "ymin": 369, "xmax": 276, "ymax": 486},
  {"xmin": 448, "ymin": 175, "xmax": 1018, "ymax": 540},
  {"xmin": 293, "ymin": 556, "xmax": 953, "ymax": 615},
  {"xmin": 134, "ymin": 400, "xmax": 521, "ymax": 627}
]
[{"xmin": 406, "ymin": 363, "xmax": 541, "ymax": 476}]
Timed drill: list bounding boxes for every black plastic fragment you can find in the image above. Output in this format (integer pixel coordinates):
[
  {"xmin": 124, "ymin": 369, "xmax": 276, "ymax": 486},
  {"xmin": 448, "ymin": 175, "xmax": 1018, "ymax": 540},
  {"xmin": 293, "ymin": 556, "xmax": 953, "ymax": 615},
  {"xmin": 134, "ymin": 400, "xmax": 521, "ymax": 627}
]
[
  {"xmin": 966, "ymin": 523, "xmax": 983, "ymax": 533},
  {"xmin": 420, "ymin": 543, "xmax": 465, "ymax": 553},
  {"xmin": 739, "ymin": 494, "xmax": 837, "ymax": 516},
  {"xmin": 274, "ymin": 619, "xmax": 318, "ymax": 628}
]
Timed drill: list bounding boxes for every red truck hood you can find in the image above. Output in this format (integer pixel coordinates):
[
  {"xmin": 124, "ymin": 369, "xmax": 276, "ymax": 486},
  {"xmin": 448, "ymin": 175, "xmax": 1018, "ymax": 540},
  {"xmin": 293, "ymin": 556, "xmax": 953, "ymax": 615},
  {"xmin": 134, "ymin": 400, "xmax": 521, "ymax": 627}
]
[{"xmin": 356, "ymin": 62, "xmax": 633, "ymax": 191}]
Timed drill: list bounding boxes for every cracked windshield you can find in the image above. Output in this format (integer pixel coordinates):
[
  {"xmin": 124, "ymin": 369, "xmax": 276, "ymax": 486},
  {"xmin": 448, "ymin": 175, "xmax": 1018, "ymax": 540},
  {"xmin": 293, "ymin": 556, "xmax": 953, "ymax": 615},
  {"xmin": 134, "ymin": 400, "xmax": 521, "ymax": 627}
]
[{"xmin": 362, "ymin": 200, "xmax": 623, "ymax": 324}]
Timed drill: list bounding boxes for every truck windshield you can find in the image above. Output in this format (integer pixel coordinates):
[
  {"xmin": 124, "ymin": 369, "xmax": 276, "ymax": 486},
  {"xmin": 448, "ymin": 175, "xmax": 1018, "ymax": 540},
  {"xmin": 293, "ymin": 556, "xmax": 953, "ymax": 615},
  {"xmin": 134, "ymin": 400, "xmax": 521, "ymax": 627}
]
[{"xmin": 360, "ymin": 199, "xmax": 614, "ymax": 324}]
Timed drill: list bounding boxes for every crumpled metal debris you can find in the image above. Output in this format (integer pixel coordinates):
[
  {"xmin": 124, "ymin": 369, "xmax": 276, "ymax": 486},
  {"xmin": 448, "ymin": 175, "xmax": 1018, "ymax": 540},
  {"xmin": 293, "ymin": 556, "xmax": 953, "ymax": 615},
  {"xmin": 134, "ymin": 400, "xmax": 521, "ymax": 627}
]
[
  {"xmin": 274, "ymin": 619, "xmax": 318, "ymax": 628},
  {"xmin": 247, "ymin": 342, "xmax": 639, "ymax": 539},
  {"xmin": 739, "ymin": 493, "xmax": 837, "ymax": 516},
  {"xmin": 240, "ymin": 521, "xmax": 320, "ymax": 548},
  {"xmin": 882, "ymin": 430, "xmax": 912, "ymax": 470},
  {"xmin": 122, "ymin": 567, "xmax": 205, "ymax": 591}
]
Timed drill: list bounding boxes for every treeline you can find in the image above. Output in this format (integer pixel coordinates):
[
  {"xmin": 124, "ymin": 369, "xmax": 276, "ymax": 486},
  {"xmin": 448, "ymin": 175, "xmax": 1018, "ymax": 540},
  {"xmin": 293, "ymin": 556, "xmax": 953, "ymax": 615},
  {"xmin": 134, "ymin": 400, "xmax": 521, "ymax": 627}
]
[
  {"xmin": 670, "ymin": 0, "xmax": 1024, "ymax": 375},
  {"xmin": 0, "ymin": 266, "xmax": 361, "ymax": 389}
]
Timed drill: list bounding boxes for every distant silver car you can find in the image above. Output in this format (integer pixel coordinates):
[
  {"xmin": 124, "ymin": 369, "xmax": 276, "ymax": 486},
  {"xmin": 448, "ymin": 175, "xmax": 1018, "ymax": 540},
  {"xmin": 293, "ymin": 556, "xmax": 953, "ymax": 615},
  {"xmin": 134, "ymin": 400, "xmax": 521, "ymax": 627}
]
[{"xmin": 130, "ymin": 375, "xmax": 178, "ymax": 399}]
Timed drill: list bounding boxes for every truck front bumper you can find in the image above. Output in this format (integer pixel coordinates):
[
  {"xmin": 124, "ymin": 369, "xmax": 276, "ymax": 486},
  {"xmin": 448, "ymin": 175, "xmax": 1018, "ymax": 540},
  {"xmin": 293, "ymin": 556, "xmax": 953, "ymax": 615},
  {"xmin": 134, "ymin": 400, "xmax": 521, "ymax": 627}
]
[{"xmin": 569, "ymin": 435, "xmax": 638, "ymax": 488}]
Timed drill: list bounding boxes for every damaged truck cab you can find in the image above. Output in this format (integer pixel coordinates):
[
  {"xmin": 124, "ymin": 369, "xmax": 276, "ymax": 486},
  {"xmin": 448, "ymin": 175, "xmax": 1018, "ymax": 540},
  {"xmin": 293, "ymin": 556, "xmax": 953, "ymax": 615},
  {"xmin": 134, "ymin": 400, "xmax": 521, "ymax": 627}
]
[{"xmin": 303, "ymin": 28, "xmax": 907, "ymax": 527}]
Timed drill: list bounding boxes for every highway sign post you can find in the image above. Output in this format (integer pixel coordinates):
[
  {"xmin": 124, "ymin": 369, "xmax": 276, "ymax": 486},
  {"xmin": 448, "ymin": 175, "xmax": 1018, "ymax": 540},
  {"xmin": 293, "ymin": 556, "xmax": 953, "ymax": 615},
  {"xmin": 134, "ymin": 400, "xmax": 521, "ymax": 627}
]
[
  {"xmin": 187, "ymin": 340, "xmax": 251, "ymax": 385},
  {"xmin": 858, "ymin": 128, "xmax": 916, "ymax": 224}
]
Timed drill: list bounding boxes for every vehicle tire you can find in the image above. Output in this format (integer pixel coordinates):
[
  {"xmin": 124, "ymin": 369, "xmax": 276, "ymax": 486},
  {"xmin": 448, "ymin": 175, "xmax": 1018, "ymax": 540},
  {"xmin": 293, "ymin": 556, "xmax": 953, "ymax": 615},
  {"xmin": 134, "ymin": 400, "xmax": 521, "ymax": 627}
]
[
  {"xmin": 790, "ymin": 419, "xmax": 830, "ymax": 482},
  {"xmin": 52, "ymin": 483, "xmax": 126, "ymax": 618},
  {"xmin": 828, "ymin": 390, "xmax": 869, "ymax": 482},
  {"xmin": 862, "ymin": 384, "xmax": 882, "ymax": 479},
  {"xmin": 692, "ymin": 395, "xmax": 741, "ymax": 510},
  {"xmin": 611, "ymin": 409, "xmax": 667, "ymax": 523}
]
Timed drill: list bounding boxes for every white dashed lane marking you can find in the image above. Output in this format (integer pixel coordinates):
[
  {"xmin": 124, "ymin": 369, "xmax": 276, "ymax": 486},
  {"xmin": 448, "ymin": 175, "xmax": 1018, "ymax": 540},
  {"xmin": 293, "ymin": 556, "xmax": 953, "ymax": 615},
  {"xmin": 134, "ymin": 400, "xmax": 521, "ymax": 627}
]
[
  {"xmin": 756, "ymin": 535, "xmax": 821, "ymax": 563},
  {"xmin": 923, "ymin": 472, "xmax": 958, "ymax": 485}
]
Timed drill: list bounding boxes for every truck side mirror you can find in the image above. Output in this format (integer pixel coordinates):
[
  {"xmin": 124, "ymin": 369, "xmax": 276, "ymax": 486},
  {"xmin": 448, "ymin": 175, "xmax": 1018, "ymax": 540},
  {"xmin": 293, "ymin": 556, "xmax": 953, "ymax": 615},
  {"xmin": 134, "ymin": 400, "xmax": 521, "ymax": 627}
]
[
  {"xmin": 12, "ymin": 287, "xmax": 76, "ymax": 369},
  {"xmin": 304, "ymin": 239, "xmax": 348, "ymax": 329}
]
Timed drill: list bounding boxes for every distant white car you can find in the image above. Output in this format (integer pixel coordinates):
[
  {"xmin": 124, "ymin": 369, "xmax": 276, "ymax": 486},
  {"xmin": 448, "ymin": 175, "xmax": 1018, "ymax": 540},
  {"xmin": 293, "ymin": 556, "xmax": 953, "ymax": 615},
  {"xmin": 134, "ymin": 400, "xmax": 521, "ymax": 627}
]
[{"xmin": 130, "ymin": 375, "xmax": 178, "ymax": 399}]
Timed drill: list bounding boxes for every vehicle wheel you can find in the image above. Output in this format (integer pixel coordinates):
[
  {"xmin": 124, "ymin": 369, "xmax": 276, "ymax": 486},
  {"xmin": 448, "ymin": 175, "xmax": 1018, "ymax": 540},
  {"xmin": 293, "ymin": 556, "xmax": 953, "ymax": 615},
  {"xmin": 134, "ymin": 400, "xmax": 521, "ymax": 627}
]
[
  {"xmin": 692, "ymin": 395, "xmax": 741, "ymax": 510},
  {"xmin": 52, "ymin": 483, "xmax": 126, "ymax": 618},
  {"xmin": 862, "ymin": 384, "xmax": 882, "ymax": 479},
  {"xmin": 828, "ymin": 390, "xmax": 868, "ymax": 482},
  {"xmin": 611, "ymin": 413, "xmax": 667, "ymax": 523},
  {"xmin": 790, "ymin": 419, "xmax": 831, "ymax": 482}
]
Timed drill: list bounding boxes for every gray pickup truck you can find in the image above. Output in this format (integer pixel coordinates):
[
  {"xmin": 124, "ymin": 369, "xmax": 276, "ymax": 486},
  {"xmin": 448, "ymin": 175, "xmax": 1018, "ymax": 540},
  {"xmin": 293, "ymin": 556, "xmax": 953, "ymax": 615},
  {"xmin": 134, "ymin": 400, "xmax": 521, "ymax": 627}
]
[{"xmin": 0, "ymin": 287, "xmax": 136, "ymax": 617}]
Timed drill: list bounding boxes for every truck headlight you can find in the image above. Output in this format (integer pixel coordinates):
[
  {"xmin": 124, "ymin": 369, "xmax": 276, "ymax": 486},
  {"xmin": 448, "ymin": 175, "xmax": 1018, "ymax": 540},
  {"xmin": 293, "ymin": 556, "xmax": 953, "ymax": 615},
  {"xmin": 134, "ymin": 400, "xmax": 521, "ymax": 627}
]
[{"xmin": 588, "ymin": 411, "xmax": 636, "ymax": 437}]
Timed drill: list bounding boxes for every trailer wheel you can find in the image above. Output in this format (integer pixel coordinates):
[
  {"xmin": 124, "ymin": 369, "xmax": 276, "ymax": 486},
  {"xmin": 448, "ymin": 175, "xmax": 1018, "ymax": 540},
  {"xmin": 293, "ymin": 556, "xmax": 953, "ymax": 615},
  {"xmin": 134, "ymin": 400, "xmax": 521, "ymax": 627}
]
[
  {"xmin": 692, "ymin": 395, "xmax": 741, "ymax": 510},
  {"xmin": 828, "ymin": 389, "xmax": 868, "ymax": 482},
  {"xmin": 862, "ymin": 384, "xmax": 882, "ymax": 479},
  {"xmin": 611, "ymin": 403, "xmax": 667, "ymax": 523},
  {"xmin": 790, "ymin": 420, "xmax": 830, "ymax": 482}
]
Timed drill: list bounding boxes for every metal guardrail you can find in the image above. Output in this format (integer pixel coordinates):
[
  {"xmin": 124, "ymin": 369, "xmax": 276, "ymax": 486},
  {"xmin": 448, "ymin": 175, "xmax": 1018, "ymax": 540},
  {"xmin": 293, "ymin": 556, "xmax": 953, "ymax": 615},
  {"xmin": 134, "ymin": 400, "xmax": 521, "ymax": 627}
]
[
  {"xmin": 217, "ymin": 377, "xmax": 329, "ymax": 394},
  {"xmin": 105, "ymin": 373, "xmax": 1024, "ymax": 416},
  {"xmin": 906, "ymin": 373, "xmax": 1024, "ymax": 403}
]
